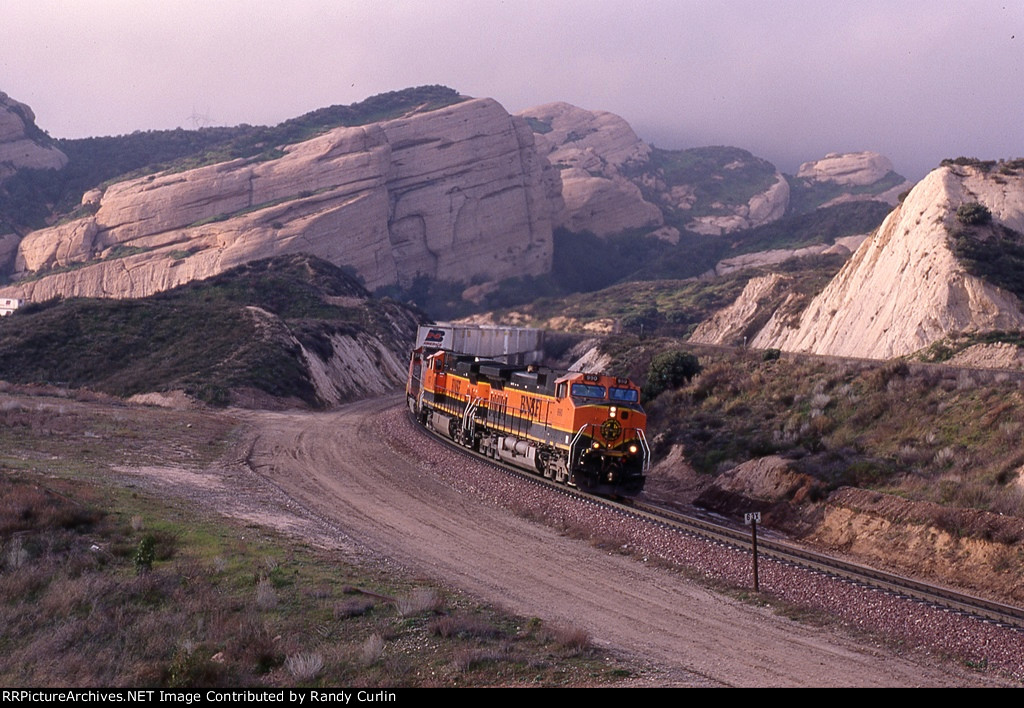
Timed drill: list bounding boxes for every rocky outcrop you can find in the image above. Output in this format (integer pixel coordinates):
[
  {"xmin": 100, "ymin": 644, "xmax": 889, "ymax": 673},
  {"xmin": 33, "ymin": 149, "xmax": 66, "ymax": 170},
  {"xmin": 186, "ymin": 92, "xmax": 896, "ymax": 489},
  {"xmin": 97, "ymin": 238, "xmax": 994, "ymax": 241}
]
[
  {"xmin": 520, "ymin": 103, "xmax": 799, "ymax": 239},
  {"xmin": 752, "ymin": 165, "xmax": 1024, "ymax": 358},
  {"xmin": 694, "ymin": 455, "xmax": 821, "ymax": 524},
  {"xmin": 690, "ymin": 273, "xmax": 794, "ymax": 346},
  {"xmin": 0, "ymin": 91, "xmax": 67, "ymax": 182},
  {"xmin": 685, "ymin": 172, "xmax": 790, "ymax": 236},
  {"xmin": 797, "ymin": 152, "xmax": 895, "ymax": 187},
  {"xmin": 518, "ymin": 102, "xmax": 663, "ymax": 238},
  {"xmin": 792, "ymin": 151, "xmax": 911, "ymax": 208},
  {"xmin": 710, "ymin": 234, "xmax": 867, "ymax": 277},
  {"xmin": 708, "ymin": 456, "xmax": 819, "ymax": 504},
  {"xmin": 300, "ymin": 329, "xmax": 411, "ymax": 404},
  {"xmin": 4, "ymin": 98, "xmax": 561, "ymax": 300},
  {"xmin": 520, "ymin": 102, "xmax": 651, "ymax": 168}
]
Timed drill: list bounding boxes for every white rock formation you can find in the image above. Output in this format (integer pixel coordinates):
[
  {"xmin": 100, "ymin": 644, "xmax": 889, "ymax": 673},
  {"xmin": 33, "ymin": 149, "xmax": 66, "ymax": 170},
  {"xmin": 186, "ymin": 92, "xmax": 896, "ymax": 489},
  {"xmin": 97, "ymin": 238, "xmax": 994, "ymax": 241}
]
[
  {"xmin": 795, "ymin": 151, "xmax": 912, "ymax": 208},
  {"xmin": 690, "ymin": 274, "xmax": 791, "ymax": 346},
  {"xmin": 0, "ymin": 91, "xmax": 67, "ymax": 182},
  {"xmin": 686, "ymin": 173, "xmax": 790, "ymax": 236},
  {"xmin": 711, "ymin": 234, "xmax": 867, "ymax": 277},
  {"xmin": 797, "ymin": 151, "xmax": 895, "ymax": 187},
  {"xmin": 520, "ymin": 101, "xmax": 651, "ymax": 168},
  {"xmin": 518, "ymin": 102, "xmax": 663, "ymax": 237},
  {"xmin": 4, "ymin": 98, "xmax": 561, "ymax": 301},
  {"xmin": 753, "ymin": 165, "xmax": 1024, "ymax": 358}
]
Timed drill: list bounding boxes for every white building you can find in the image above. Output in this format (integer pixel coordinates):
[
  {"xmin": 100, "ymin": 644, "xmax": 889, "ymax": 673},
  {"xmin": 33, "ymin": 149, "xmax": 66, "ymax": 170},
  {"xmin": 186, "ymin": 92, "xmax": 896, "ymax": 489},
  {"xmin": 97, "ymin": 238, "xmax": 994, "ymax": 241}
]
[{"xmin": 0, "ymin": 297, "xmax": 23, "ymax": 316}]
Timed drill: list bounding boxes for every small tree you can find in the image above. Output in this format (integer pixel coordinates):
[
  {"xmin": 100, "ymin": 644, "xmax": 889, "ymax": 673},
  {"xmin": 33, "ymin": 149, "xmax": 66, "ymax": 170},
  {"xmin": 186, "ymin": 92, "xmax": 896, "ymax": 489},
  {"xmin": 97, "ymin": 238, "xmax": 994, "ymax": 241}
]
[
  {"xmin": 643, "ymin": 350, "xmax": 701, "ymax": 400},
  {"xmin": 134, "ymin": 535, "xmax": 156, "ymax": 574}
]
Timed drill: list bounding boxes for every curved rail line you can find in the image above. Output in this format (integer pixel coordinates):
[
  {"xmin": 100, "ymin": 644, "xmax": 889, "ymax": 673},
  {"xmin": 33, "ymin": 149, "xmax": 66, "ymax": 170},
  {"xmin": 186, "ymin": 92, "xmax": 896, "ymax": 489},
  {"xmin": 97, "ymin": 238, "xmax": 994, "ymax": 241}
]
[{"xmin": 411, "ymin": 411, "xmax": 1024, "ymax": 631}]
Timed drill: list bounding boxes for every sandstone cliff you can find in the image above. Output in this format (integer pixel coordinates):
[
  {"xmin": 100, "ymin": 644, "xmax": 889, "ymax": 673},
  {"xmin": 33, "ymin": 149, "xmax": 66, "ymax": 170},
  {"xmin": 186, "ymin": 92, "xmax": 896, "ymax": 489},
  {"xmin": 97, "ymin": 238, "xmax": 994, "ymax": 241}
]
[
  {"xmin": 750, "ymin": 164, "xmax": 1024, "ymax": 358},
  {"xmin": 797, "ymin": 152, "xmax": 896, "ymax": 187},
  {"xmin": 690, "ymin": 273, "xmax": 796, "ymax": 347},
  {"xmin": 517, "ymin": 102, "xmax": 664, "ymax": 238},
  {"xmin": 0, "ymin": 91, "xmax": 67, "ymax": 182},
  {"xmin": 3, "ymin": 98, "xmax": 561, "ymax": 301},
  {"xmin": 518, "ymin": 106, "xmax": 796, "ymax": 240}
]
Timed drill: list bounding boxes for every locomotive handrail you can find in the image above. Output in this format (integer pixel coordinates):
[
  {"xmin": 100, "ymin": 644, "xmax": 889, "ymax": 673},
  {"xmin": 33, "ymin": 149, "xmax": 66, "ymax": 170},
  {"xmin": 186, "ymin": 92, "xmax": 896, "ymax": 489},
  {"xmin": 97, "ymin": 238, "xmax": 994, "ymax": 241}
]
[
  {"xmin": 635, "ymin": 428, "xmax": 651, "ymax": 474},
  {"xmin": 567, "ymin": 423, "xmax": 589, "ymax": 475},
  {"xmin": 462, "ymin": 397, "xmax": 483, "ymax": 440}
]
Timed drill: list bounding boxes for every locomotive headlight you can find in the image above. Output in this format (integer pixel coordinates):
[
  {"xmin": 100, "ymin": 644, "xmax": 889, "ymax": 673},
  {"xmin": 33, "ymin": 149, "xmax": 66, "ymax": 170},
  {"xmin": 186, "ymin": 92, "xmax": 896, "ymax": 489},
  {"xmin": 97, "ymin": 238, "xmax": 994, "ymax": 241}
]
[
  {"xmin": 609, "ymin": 406, "xmax": 617, "ymax": 418},
  {"xmin": 628, "ymin": 444, "xmax": 638, "ymax": 454},
  {"xmin": 592, "ymin": 441, "xmax": 601, "ymax": 449}
]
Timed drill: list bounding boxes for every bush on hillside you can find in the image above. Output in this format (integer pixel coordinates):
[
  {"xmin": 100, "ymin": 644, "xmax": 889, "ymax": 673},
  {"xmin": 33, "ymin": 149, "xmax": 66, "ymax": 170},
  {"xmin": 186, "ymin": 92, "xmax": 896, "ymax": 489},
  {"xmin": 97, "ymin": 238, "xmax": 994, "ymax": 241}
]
[
  {"xmin": 956, "ymin": 202, "xmax": 992, "ymax": 226},
  {"xmin": 642, "ymin": 350, "xmax": 701, "ymax": 401}
]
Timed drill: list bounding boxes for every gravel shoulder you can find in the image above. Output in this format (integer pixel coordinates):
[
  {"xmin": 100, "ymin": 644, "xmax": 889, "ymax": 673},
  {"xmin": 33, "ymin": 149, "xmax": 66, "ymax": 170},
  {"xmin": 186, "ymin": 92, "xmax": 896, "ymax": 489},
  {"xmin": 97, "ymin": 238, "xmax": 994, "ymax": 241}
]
[{"xmin": 222, "ymin": 394, "xmax": 1012, "ymax": 687}]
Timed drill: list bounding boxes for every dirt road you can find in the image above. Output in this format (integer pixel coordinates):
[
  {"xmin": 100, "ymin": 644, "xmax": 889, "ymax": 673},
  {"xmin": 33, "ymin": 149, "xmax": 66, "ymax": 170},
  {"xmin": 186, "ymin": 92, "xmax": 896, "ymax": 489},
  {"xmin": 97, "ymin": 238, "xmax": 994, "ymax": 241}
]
[{"xmin": 236, "ymin": 395, "xmax": 1001, "ymax": 687}]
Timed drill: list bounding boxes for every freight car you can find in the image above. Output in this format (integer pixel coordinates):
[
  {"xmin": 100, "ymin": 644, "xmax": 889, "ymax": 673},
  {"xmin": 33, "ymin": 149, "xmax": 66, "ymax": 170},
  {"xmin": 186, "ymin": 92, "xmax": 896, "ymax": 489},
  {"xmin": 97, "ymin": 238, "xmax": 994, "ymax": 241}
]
[{"xmin": 406, "ymin": 325, "xmax": 649, "ymax": 497}]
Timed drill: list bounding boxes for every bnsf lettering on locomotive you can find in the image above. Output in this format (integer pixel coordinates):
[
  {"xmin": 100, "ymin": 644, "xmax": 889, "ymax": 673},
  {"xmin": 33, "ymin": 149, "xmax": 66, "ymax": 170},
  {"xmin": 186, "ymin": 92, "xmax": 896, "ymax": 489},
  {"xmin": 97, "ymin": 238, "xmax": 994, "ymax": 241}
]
[{"xmin": 519, "ymin": 397, "xmax": 543, "ymax": 418}]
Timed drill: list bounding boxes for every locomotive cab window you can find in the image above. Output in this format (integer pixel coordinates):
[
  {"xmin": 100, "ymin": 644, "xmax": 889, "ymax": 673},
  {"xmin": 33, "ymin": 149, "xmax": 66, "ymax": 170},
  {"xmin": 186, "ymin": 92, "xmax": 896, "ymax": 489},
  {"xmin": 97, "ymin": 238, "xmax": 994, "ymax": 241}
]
[
  {"xmin": 571, "ymin": 383, "xmax": 606, "ymax": 399},
  {"xmin": 609, "ymin": 387, "xmax": 639, "ymax": 403},
  {"xmin": 556, "ymin": 382, "xmax": 567, "ymax": 399}
]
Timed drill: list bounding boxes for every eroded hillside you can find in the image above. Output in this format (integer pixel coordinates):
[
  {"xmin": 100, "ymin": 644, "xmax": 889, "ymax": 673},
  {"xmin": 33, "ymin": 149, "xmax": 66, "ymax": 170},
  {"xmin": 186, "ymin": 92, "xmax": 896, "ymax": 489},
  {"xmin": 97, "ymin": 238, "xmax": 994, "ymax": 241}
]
[
  {"xmin": 0, "ymin": 254, "xmax": 422, "ymax": 407},
  {"xmin": 753, "ymin": 162, "xmax": 1024, "ymax": 358}
]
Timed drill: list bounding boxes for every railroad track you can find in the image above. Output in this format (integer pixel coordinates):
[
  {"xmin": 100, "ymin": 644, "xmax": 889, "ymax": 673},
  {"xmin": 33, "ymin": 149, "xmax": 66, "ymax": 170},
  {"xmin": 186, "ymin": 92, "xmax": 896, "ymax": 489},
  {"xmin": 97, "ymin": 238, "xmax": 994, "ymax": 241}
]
[{"xmin": 410, "ymin": 411, "xmax": 1024, "ymax": 631}]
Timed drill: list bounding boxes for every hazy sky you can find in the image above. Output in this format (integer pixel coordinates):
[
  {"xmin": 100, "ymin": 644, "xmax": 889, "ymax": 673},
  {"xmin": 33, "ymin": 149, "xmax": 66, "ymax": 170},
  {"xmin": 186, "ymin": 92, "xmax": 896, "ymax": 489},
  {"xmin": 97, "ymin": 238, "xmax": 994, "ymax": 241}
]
[{"xmin": 4, "ymin": 0, "xmax": 1022, "ymax": 180}]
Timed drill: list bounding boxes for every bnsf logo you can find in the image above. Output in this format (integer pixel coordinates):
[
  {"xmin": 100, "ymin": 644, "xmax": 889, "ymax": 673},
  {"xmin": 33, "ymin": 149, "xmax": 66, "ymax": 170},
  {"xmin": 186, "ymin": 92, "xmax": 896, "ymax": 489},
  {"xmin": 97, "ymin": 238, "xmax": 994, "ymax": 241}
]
[{"xmin": 424, "ymin": 329, "xmax": 446, "ymax": 344}]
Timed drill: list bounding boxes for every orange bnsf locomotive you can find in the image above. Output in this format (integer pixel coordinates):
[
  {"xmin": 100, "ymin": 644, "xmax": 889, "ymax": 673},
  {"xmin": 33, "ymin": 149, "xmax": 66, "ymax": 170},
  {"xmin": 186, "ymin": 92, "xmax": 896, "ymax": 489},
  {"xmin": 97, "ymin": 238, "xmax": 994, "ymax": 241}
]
[{"xmin": 406, "ymin": 325, "xmax": 649, "ymax": 497}]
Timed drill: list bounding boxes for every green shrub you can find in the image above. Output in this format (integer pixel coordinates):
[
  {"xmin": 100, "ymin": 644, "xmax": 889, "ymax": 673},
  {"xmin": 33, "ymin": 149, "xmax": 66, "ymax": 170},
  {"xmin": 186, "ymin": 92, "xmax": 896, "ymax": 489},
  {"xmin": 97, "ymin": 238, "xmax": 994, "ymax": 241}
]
[
  {"xmin": 956, "ymin": 202, "xmax": 992, "ymax": 226},
  {"xmin": 642, "ymin": 350, "xmax": 701, "ymax": 400},
  {"xmin": 135, "ymin": 535, "xmax": 156, "ymax": 574}
]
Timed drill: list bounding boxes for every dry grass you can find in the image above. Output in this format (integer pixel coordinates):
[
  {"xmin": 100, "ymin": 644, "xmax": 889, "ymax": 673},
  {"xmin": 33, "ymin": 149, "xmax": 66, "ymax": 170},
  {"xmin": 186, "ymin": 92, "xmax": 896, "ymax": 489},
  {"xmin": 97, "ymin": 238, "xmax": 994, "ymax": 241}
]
[
  {"xmin": 358, "ymin": 633, "xmax": 385, "ymax": 666},
  {"xmin": 0, "ymin": 389, "xmax": 638, "ymax": 687},
  {"xmin": 545, "ymin": 625, "xmax": 594, "ymax": 657},
  {"xmin": 255, "ymin": 578, "xmax": 278, "ymax": 610},
  {"xmin": 428, "ymin": 614, "xmax": 501, "ymax": 639},
  {"xmin": 285, "ymin": 652, "xmax": 324, "ymax": 682},
  {"xmin": 395, "ymin": 587, "xmax": 443, "ymax": 617}
]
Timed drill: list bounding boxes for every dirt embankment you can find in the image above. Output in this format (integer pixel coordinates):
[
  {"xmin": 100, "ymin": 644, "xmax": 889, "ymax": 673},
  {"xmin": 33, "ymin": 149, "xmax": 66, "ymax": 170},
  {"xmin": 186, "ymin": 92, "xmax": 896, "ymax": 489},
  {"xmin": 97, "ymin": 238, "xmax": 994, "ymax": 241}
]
[
  {"xmin": 646, "ymin": 448, "xmax": 1024, "ymax": 606},
  {"xmin": 808, "ymin": 488, "xmax": 1024, "ymax": 604}
]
